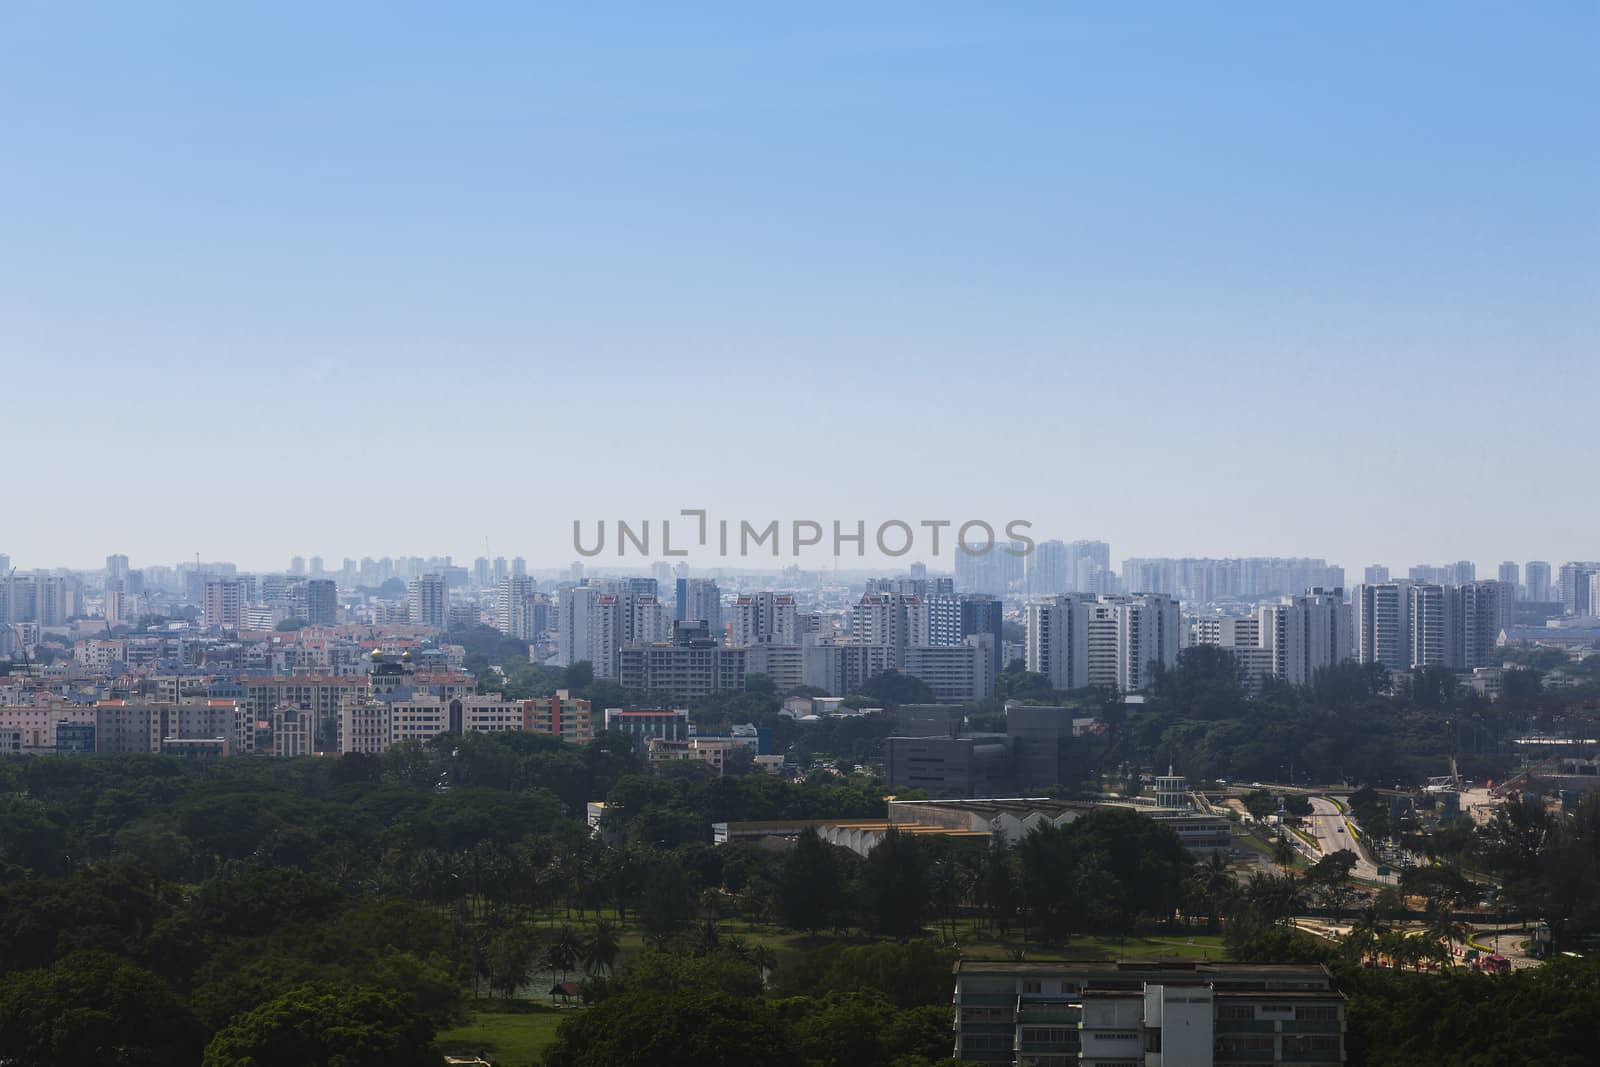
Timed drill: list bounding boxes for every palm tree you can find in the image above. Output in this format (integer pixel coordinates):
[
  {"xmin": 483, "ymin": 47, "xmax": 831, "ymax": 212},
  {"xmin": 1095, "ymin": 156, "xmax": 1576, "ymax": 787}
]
[
  {"xmin": 1425, "ymin": 905, "xmax": 1468, "ymax": 966},
  {"xmin": 1192, "ymin": 852, "xmax": 1237, "ymax": 933},
  {"xmin": 583, "ymin": 919, "xmax": 620, "ymax": 977},
  {"xmin": 545, "ymin": 924, "xmax": 582, "ymax": 984}
]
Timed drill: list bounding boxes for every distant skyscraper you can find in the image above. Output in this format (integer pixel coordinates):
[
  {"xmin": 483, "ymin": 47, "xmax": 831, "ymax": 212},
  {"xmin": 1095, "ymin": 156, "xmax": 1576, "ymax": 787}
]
[
  {"xmin": 1498, "ymin": 561, "xmax": 1520, "ymax": 598},
  {"xmin": 1363, "ymin": 564, "xmax": 1389, "ymax": 585},
  {"xmin": 408, "ymin": 574, "xmax": 448, "ymax": 629},
  {"xmin": 497, "ymin": 575, "xmax": 540, "ymax": 638},
  {"xmin": 473, "ymin": 557, "xmax": 491, "ymax": 588},
  {"xmin": 1526, "ymin": 561, "xmax": 1552, "ymax": 602},
  {"xmin": 106, "ymin": 554, "xmax": 130, "ymax": 583},
  {"xmin": 677, "ymin": 578, "xmax": 723, "ymax": 635},
  {"xmin": 512, "ymin": 556, "xmax": 527, "ymax": 579},
  {"xmin": 1068, "ymin": 540, "xmax": 1112, "ymax": 591},
  {"xmin": 1027, "ymin": 540, "xmax": 1069, "ymax": 596},
  {"xmin": 309, "ymin": 556, "xmax": 325, "ymax": 576},
  {"xmin": 289, "ymin": 556, "xmax": 306, "ymax": 577},
  {"xmin": 1559, "ymin": 562, "xmax": 1600, "ymax": 616}
]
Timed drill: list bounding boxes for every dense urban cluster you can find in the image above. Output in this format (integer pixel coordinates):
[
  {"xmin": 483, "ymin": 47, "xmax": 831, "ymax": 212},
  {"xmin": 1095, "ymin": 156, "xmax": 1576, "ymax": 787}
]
[{"xmin": 3, "ymin": 544, "xmax": 1600, "ymax": 1066}]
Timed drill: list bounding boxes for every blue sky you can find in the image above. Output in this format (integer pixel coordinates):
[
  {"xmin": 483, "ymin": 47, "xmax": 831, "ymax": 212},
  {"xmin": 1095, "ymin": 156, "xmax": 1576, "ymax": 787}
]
[{"xmin": 1, "ymin": 2, "xmax": 1594, "ymax": 574}]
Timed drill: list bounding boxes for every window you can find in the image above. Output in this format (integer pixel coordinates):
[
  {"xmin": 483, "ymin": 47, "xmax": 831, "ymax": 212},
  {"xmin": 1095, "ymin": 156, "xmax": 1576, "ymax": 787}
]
[
  {"xmin": 1296, "ymin": 1005, "xmax": 1338, "ymax": 1022},
  {"xmin": 1021, "ymin": 1027, "xmax": 1075, "ymax": 1045},
  {"xmin": 1217, "ymin": 1005, "xmax": 1255, "ymax": 1021},
  {"xmin": 1023, "ymin": 979, "xmax": 1042, "ymax": 994}
]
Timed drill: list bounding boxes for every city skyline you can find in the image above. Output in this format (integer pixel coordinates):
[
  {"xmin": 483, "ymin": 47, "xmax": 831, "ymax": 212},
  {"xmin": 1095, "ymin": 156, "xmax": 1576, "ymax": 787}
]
[
  {"xmin": 0, "ymin": 544, "xmax": 1590, "ymax": 585},
  {"xmin": 3, "ymin": 3, "xmax": 1596, "ymax": 574}
]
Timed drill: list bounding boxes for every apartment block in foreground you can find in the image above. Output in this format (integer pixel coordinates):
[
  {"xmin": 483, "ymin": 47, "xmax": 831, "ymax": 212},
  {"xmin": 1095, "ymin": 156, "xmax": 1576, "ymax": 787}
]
[{"xmin": 953, "ymin": 959, "xmax": 1344, "ymax": 1067}]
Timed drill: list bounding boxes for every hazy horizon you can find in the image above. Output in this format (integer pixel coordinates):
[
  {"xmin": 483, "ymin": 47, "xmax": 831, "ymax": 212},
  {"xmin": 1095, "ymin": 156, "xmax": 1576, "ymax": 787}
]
[{"xmin": 3, "ymin": 3, "xmax": 1595, "ymax": 573}]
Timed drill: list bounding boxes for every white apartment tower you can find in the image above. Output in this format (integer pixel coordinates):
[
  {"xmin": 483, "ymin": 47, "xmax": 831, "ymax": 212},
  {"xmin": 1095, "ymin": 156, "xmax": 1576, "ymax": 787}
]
[
  {"xmin": 730, "ymin": 592, "xmax": 796, "ymax": 646},
  {"xmin": 1257, "ymin": 588, "xmax": 1352, "ymax": 687},
  {"xmin": 1025, "ymin": 596, "xmax": 1089, "ymax": 692},
  {"xmin": 1025, "ymin": 593, "xmax": 1179, "ymax": 693}
]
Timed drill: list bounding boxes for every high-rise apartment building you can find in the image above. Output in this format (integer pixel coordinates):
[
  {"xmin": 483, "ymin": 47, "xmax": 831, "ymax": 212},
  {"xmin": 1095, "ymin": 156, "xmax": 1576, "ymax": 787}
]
[
  {"xmin": 1498, "ymin": 561, "xmax": 1520, "ymax": 597},
  {"xmin": 1352, "ymin": 581, "xmax": 1413, "ymax": 670},
  {"xmin": 201, "ymin": 578, "xmax": 243, "ymax": 630},
  {"xmin": 1027, "ymin": 540, "xmax": 1069, "ymax": 597},
  {"xmin": 305, "ymin": 579, "xmax": 337, "ymax": 626},
  {"xmin": 1407, "ymin": 580, "xmax": 1508, "ymax": 670},
  {"xmin": 557, "ymin": 584, "xmax": 596, "ymax": 667},
  {"xmin": 1362, "ymin": 564, "xmax": 1390, "ymax": 585},
  {"xmin": 1524, "ymin": 561, "xmax": 1550, "ymax": 602},
  {"xmin": 850, "ymin": 593, "xmax": 917, "ymax": 666},
  {"xmin": 1026, "ymin": 593, "xmax": 1179, "ymax": 692},
  {"xmin": 407, "ymin": 573, "xmax": 448, "ymax": 629},
  {"xmin": 1257, "ymin": 588, "xmax": 1352, "ymax": 687},
  {"xmin": 676, "ymin": 578, "xmax": 723, "ymax": 635},
  {"xmin": 1026, "ymin": 596, "xmax": 1088, "ymax": 691},
  {"xmin": 959, "ymin": 594, "xmax": 1005, "ymax": 675},
  {"xmin": 1559, "ymin": 562, "xmax": 1600, "ymax": 616},
  {"xmin": 496, "ymin": 575, "xmax": 535, "ymax": 635},
  {"xmin": 730, "ymin": 592, "xmax": 796, "ymax": 646}
]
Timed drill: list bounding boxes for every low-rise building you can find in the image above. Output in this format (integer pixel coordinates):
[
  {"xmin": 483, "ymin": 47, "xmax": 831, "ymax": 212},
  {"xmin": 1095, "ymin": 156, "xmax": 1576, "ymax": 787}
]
[
  {"xmin": 522, "ymin": 689, "xmax": 595, "ymax": 743},
  {"xmin": 603, "ymin": 707, "xmax": 690, "ymax": 750},
  {"xmin": 952, "ymin": 959, "xmax": 1345, "ymax": 1066}
]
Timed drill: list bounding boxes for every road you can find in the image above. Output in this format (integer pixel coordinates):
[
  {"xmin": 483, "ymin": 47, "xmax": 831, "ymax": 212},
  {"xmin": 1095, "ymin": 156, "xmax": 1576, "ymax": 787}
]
[
  {"xmin": 1306, "ymin": 796, "xmax": 1392, "ymax": 883},
  {"xmin": 1290, "ymin": 917, "xmax": 1543, "ymax": 971}
]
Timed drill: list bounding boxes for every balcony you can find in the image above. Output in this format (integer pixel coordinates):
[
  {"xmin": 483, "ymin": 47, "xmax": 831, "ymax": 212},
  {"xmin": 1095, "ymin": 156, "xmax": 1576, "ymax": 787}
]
[
  {"xmin": 1215, "ymin": 1019, "xmax": 1277, "ymax": 1034},
  {"xmin": 1017, "ymin": 1005, "xmax": 1081, "ymax": 1024},
  {"xmin": 957, "ymin": 993, "xmax": 1016, "ymax": 1007},
  {"xmin": 1281, "ymin": 1020, "xmax": 1343, "ymax": 1035}
]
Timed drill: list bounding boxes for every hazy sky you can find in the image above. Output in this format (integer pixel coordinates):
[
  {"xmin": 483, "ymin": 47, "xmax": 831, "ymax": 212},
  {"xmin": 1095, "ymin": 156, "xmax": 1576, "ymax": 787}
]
[{"xmin": 1, "ymin": 2, "xmax": 1595, "ymax": 575}]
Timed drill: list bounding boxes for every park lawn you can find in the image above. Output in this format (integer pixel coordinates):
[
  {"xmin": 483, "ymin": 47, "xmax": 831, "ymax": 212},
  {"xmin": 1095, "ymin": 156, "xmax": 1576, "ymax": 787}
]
[{"xmin": 438, "ymin": 1004, "xmax": 574, "ymax": 1067}]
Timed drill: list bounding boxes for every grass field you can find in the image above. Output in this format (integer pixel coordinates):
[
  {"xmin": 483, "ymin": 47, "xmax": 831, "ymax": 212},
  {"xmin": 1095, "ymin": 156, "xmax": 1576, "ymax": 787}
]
[
  {"xmin": 438, "ymin": 1003, "xmax": 574, "ymax": 1067},
  {"xmin": 944, "ymin": 928, "xmax": 1228, "ymax": 962}
]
